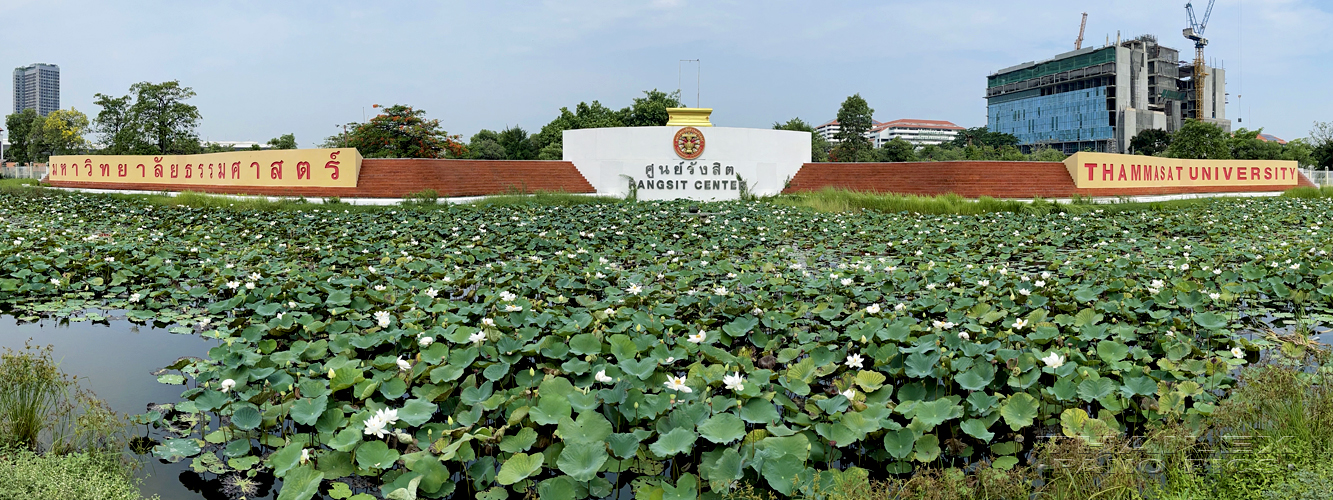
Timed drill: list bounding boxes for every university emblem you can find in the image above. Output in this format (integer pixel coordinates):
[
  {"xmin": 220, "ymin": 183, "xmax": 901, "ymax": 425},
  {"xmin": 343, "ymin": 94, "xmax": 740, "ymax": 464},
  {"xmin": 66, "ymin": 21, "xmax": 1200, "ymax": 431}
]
[{"xmin": 673, "ymin": 127, "xmax": 705, "ymax": 160}]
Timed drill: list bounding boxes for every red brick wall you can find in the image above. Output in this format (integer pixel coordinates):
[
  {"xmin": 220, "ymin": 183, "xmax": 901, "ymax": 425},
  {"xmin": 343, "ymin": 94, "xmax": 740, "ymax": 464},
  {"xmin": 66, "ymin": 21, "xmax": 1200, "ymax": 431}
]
[
  {"xmin": 784, "ymin": 161, "xmax": 1314, "ymax": 198},
  {"xmin": 46, "ymin": 159, "xmax": 596, "ymax": 198}
]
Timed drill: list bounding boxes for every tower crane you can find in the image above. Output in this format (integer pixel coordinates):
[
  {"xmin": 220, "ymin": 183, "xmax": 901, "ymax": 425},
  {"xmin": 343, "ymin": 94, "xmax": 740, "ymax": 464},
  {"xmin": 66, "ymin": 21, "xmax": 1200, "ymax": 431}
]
[
  {"xmin": 1075, "ymin": 12, "xmax": 1087, "ymax": 49},
  {"xmin": 1183, "ymin": 0, "xmax": 1215, "ymax": 119}
]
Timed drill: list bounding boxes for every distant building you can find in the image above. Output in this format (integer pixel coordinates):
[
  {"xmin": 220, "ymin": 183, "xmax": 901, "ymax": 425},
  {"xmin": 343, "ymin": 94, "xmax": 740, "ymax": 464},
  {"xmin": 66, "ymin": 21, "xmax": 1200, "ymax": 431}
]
[
  {"xmin": 13, "ymin": 63, "xmax": 60, "ymax": 116},
  {"xmin": 206, "ymin": 141, "xmax": 274, "ymax": 151},
  {"xmin": 986, "ymin": 35, "xmax": 1229, "ymax": 153},
  {"xmin": 867, "ymin": 119, "xmax": 963, "ymax": 148},
  {"xmin": 815, "ymin": 119, "xmax": 883, "ymax": 143},
  {"xmin": 1256, "ymin": 133, "xmax": 1286, "ymax": 145}
]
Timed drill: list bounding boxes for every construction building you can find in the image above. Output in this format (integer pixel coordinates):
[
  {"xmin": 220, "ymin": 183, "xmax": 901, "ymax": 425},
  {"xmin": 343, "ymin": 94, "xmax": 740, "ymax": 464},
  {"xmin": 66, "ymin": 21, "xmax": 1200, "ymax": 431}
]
[
  {"xmin": 986, "ymin": 35, "xmax": 1228, "ymax": 154},
  {"xmin": 13, "ymin": 63, "xmax": 60, "ymax": 116}
]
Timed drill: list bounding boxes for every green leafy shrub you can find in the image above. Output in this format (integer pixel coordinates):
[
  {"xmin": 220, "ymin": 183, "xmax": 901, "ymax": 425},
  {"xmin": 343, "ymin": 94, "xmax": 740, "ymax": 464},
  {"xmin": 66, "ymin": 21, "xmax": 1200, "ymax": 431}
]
[{"xmin": 0, "ymin": 448, "xmax": 152, "ymax": 500}]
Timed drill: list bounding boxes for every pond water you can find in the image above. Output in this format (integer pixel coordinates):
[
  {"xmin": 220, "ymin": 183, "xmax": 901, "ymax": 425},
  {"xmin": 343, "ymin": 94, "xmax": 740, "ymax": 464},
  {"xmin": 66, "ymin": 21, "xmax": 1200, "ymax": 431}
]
[{"xmin": 0, "ymin": 314, "xmax": 225, "ymax": 499}]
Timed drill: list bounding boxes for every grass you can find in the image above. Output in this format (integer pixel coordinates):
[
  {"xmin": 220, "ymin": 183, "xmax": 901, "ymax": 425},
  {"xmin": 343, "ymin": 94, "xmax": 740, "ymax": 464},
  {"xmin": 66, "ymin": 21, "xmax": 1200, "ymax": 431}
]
[
  {"xmin": 0, "ymin": 344, "xmax": 72, "ymax": 452},
  {"xmin": 0, "ymin": 448, "xmax": 154, "ymax": 500},
  {"xmin": 1280, "ymin": 186, "xmax": 1333, "ymax": 198}
]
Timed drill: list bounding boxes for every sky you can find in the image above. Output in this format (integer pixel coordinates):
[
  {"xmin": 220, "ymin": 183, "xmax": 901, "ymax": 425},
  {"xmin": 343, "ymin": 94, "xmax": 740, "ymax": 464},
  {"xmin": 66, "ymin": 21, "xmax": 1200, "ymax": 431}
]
[{"xmin": 3, "ymin": 0, "xmax": 1330, "ymax": 147}]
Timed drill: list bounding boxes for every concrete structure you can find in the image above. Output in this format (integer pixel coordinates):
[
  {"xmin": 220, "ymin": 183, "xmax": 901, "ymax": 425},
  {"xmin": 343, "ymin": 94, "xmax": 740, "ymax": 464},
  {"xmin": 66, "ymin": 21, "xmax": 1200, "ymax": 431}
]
[
  {"xmin": 13, "ymin": 63, "xmax": 60, "ymax": 116},
  {"xmin": 867, "ymin": 119, "xmax": 963, "ymax": 148},
  {"xmin": 986, "ymin": 35, "xmax": 1229, "ymax": 154},
  {"xmin": 562, "ymin": 126, "xmax": 811, "ymax": 201}
]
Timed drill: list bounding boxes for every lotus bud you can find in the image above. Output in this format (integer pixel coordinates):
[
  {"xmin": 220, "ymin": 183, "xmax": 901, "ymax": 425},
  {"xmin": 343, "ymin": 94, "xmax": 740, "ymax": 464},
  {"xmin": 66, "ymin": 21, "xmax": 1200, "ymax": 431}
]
[
  {"xmin": 529, "ymin": 368, "xmax": 535, "ymax": 377},
  {"xmin": 448, "ymin": 415, "xmax": 454, "ymax": 425},
  {"xmin": 328, "ymin": 368, "xmax": 336, "ymax": 379}
]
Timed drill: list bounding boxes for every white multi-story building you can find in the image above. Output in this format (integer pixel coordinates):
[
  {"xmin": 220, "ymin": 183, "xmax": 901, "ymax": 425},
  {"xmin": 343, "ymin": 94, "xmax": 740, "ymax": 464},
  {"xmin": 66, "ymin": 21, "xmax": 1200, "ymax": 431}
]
[
  {"xmin": 867, "ymin": 119, "xmax": 963, "ymax": 148},
  {"xmin": 817, "ymin": 118, "xmax": 962, "ymax": 147}
]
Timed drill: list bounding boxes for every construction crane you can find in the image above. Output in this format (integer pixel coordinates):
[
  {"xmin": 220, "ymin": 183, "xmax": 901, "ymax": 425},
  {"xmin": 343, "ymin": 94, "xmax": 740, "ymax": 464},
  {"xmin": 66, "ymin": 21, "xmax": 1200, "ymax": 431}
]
[
  {"xmin": 1183, "ymin": 0, "xmax": 1215, "ymax": 119},
  {"xmin": 1075, "ymin": 12, "xmax": 1087, "ymax": 49}
]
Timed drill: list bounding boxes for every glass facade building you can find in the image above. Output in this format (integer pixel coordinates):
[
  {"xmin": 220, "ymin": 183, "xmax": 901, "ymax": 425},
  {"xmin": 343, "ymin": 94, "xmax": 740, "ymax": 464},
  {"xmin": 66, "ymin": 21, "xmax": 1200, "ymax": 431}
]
[
  {"xmin": 988, "ymin": 87, "xmax": 1113, "ymax": 146},
  {"xmin": 13, "ymin": 63, "xmax": 60, "ymax": 116}
]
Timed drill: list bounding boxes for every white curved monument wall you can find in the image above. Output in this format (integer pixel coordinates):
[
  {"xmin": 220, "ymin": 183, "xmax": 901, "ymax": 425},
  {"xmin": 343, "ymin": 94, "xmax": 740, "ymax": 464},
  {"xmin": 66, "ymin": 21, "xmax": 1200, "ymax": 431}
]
[{"xmin": 562, "ymin": 126, "xmax": 811, "ymax": 201}]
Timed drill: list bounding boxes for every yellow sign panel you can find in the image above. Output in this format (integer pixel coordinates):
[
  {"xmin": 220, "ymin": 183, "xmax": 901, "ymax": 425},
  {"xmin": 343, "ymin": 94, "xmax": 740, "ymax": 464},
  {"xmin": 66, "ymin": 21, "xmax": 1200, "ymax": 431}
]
[
  {"xmin": 1064, "ymin": 152, "xmax": 1299, "ymax": 189},
  {"xmin": 47, "ymin": 148, "xmax": 362, "ymax": 188}
]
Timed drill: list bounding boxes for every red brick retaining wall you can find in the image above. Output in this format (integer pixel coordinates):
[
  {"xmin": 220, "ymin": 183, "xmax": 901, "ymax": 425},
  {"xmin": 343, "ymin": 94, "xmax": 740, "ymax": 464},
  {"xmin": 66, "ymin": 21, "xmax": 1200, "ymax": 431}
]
[
  {"xmin": 783, "ymin": 161, "xmax": 1315, "ymax": 198},
  {"xmin": 46, "ymin": 159, "xmax": 596, "ymax": 198}
]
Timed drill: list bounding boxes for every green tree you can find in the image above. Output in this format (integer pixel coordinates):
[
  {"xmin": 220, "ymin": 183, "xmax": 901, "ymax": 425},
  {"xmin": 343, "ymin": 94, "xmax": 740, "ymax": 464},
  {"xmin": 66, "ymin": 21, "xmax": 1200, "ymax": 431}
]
[
  {"xmin": 3, "ymin": 109, "xmax": 41, "ymax": 163},
  {"xmin": 1029, "ymin": 146, "xmax": 1069, "ymax": 162},
  {"xmin": 1309, "ymin": 121, "xmax": 1333, "ymax": 168},
  {"xmin": 1129, "ymin": 128, "xmax": 1172, "ymax": 156},
  {"xmin": 950, "ymin": 127, "xmax": 1019, "ymax": 148},
  {"xmin": 345, "ymin": 104, "xmax": 466, "ymax": 159},
  {"xmin": 496, "ymin": 126, "xmax": 536, "ymax": 160},
  {"xmin": 267, "ymin": 133, "xmax": 297, "ymax": 150},
  {"xmin": 1282, "ymin": 138, "xmax": 1314, "ymax": 167},
  {"xmin": 32, "ymin": 108, "xmax": 91, "ymax": 159},
  {"xmin": 622, "ymin": 89, "xmax": 683, "ymax": 127},
  {"xmin": 830, "ymin": 94, "xmax": 874, "ymax": 162},
  {"xmin": 468, "ymin": 129, "xmax": 506, "ymax": 160},
  {"xmin": 91, "ymin": 93, "xmax": 145, "ymax": 154},
  {"xmin": 772, "ymin": 118, "xmax": 830, "ymax": 162},
  {"xmin": 876, "ymin": 137, "xmax": 917, "ymax": 162},
  {"xmin": 1228, "ymin": 128, "xmax": 1285, "ymax": 160},
  {"xmin": 127, "ymin": 81, "xmax": 203, "ymax": 155},
  {"xmin": 1166, "ymin": 119, "xmax": 1231, "ymax": 159},
  {"xmin": 532, "ymin": 101, "xmax": 623, "ymax": 160}
]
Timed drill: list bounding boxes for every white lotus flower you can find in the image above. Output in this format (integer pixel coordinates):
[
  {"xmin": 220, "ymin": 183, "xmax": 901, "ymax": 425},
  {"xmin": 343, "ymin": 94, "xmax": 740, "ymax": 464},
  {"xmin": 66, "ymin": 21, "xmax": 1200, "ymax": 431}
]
[
  {"xmin": 932, "ymin": 320, "xmax": 956, "ymax": 330},
  {"xmin": 1034, "ymin": 280, "xmax": 1046, "ymax": 288},
  {"xmin": 249, "ymin": 272, "xmax": 262, "ymax": 281},
  {"xmin": 626, "ymin": 283, "xmax": 643, "ymax": 295},
  {"xmin": 1209, "ymin": 293, "xmax": 1221, "ymax": 301},
  {"xmin": 1232, "ymin": 346, "xmax": 1245, "ymax": 358},
  {"xmin": 500, "ymin": 291, "xmax": 517, "ymax": 302},
  {"xmin": 220, "ymin": 379, "xmax": 236, "ymax": 393},
  {"xmin": 894, "ymin": 303, "xmax": 907, "ymax": 311},
  {"xmin": 845, "ymin": 353, "xmax": 864, "ymax": 369},
  {"xmin": 396, "ymin": 356, "xmax": 411, "ymax": 372},
  {"xmin": 104, "ymin": 256, "xmax": 115, "ymax": 262},
  {"xmin": 373, "ymin": 284, "xmax": 386, "ymax": 291},
  {"xmin": 959, "ymin": 331, "xmax": 970, "ymax": 340},
  {"xmin": 865, "ymin": 303, "xmax": 881, "ymax": 314},
  {"xmin": 595, "ymin": 370, "xmax": 614, "ymax": 383},
  {"xmin": 367, "ymin": 266, "xmax": 377, "ymax": 274},
  {"xmin": 49, "ymin": 278, "xmax": 59, "ymax": 286},
  {"xmin": 418, "ymin": 336, "xmax": 434, "ymax": 348},
  {"xmin": 687, "ymin": 331, "xmax": 707, "ymax": 343},
  {"xmin": 504, "ymin": 304, "xmax": 523, "ymax": 312},
  {"xmin": 129, "ymin": 292, "xmax": 141, "ymax": 302},
  {"xmin": 245, "ymin": 282, "xmax": 255, "ymax": 290},
  {"xmin": 664, "ymin": 376, "xmax": 692, "ymax": 393},
  {"xmin": 300, "ymin": 448, "xmax": 310, "ymax": 464},
  {"xmin": 1012, "ymin": 318, "xmax": 1028, "ymax": 329},
  {"xmin": 363, "ymin": 415, "xmax": 389, "ymax": 438},
  {"xmin": 977, "ymin": 279, "xmax": 990, "ymax": 287},
  {"xmin": 482, "ymin": 318, "xmax": 495, "ymax": 327},
  {"xmin": 425, "ymin": 287, "xmax": 438, "ymax": 298},
  {"xmin": 723, "ymin": 372, "xmax": 745, "ymax": 391},
  {"xmin": 469, "ymin": 330, "xmax": 487, "ymax": 344},
  {"xmin": 226, "ymin": 281, "xmax": 240, "ymax": 290},
  {"xmin": 1041, "ymin": 352, "xmax": 1065, "ymax": 369},
  {"xmin": 375, "ymin": 407, "xmax": 400, "ymax": 425},
  {"xmin": 841, "ymin": 278, "xmax": 854, "ymax": 286},
  {"xmin": 714, "ymin": 287, "xmax": 729, "ymax": 296},
  {"xmin": 374, "ymin": 311, "xmax": 392, "ymax": 328},
  {"xmin": 840, "ymin": 388, "xmax": 856, "ymax": 400},
  {"xmin": 604, "ymin": 308, "xmax": 615, "ymax": 317}
]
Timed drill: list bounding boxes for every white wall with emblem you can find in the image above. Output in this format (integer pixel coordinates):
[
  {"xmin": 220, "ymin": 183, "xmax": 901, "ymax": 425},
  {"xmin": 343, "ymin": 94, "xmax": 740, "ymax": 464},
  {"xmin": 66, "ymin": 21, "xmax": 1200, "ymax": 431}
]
[{"xmin": 562, "ymin": 126, "xmax": 811, "ymax": 201}]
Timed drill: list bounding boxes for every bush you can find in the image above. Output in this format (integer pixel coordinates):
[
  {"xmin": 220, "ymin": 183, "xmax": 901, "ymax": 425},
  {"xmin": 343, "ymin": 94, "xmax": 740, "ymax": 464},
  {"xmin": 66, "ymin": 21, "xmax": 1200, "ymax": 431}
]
[{"xmin": 0, "ymin": 448, "xmax": 152, "ymax": 500}]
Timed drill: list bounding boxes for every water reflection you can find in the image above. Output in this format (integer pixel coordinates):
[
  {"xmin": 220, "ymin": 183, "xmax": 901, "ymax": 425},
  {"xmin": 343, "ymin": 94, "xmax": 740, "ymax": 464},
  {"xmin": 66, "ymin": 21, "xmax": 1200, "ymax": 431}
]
[{"xmin": 0, "ymin": 314, "xmax": 219, "ymax": 499}]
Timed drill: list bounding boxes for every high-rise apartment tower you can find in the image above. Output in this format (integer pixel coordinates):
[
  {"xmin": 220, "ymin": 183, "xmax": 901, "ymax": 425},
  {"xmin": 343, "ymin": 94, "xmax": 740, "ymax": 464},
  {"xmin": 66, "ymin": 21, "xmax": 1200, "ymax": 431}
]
[{"xmin": 13, "ymin": 63, "xmax": 61, "ymax": 116}]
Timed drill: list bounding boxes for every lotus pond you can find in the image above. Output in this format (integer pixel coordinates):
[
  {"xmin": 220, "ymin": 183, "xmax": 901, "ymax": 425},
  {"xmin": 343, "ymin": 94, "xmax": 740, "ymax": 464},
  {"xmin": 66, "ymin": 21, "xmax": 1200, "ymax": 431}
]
[{"xmin": 2, "ymin": 190, "xmax": 1332, "ymax": 499}]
